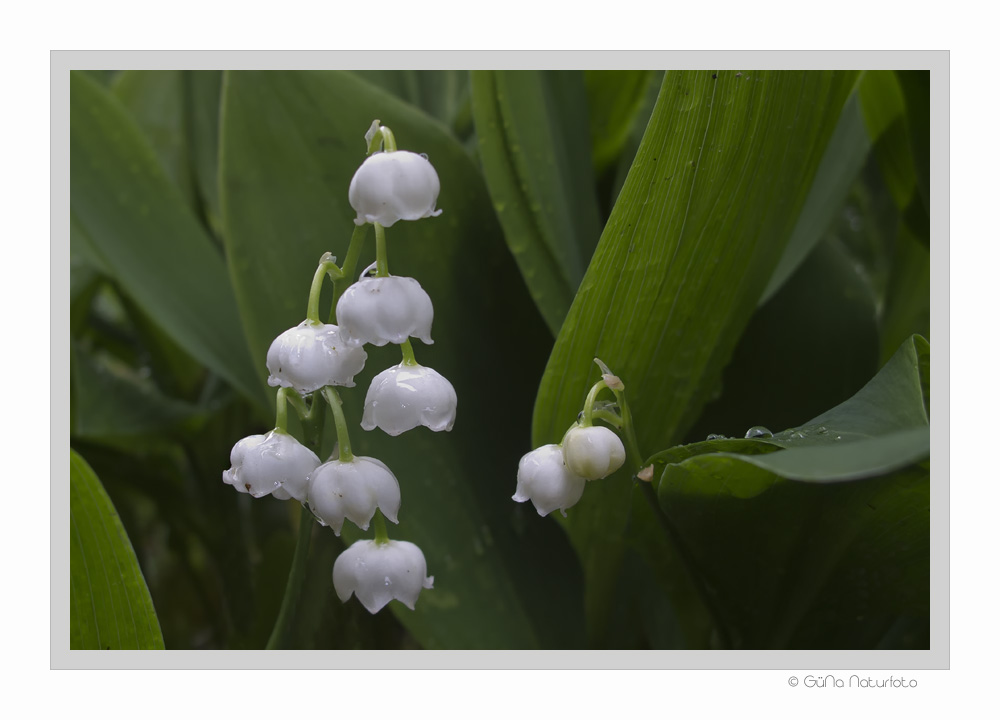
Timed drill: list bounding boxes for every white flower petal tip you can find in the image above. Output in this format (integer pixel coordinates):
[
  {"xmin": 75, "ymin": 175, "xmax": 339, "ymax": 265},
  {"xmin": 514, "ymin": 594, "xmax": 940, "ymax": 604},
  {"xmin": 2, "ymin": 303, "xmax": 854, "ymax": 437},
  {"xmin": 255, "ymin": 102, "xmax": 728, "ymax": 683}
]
[
  {"xmin": 336, "ymin": 275, "xmax": 434, "ymax": 347},
  {"xmin": 362, "ymin": 363, "xmax": 457, "ymax": 436},
  {"xmin": 223, "ymin": 431, "xmax": 321, "ymax": 500},
  {"xmin": 266, "ymin": 320, "xmax": 367, "ymax": 395},
  {"xmin": 348, "ymin": 151, "xmax": 442, "ymax": 228},
  {"xmin": 512, "ymin": 444, "xmax": 586, "ymax": 517},
  {"xmin": 563, "ymin": 426, "xmax": 627, "ymax": 480},
  {"xmin": 306, "ymin": 456, "xmax": 401, "ymax": 535},
  {"xmin": 333, "ymin": 539, "xmax": 434, "ymax": 614}
]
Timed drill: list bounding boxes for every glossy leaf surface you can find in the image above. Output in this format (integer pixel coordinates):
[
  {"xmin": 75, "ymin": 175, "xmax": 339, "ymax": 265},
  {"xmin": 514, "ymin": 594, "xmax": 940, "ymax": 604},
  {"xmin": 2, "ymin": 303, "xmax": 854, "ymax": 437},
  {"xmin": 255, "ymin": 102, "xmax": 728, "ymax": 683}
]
[{"xmin": 71, "ymin": 450, "xmax": 165, "ymax": 649}]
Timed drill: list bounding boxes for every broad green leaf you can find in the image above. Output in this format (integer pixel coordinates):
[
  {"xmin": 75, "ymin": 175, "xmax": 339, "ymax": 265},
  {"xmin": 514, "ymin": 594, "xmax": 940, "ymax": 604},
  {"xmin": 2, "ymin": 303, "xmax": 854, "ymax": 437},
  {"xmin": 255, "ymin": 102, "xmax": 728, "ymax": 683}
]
[
  {"xmin": 858, "ymin": 73, "xmax": 924, "ymax": 224},
  {"xmin": 531, "ymin": 70, "xmax": 858, "ymax": 644},
  {"xmin": 608, "ymin": 72, "xmax": 664, "ymax": 209},
  {"xmin": 219, "ymin": 70, "xmax": 583, "ymax": 649},
  {"xmin": 656, "ymin": 459, "xmax": 928, "ymax": 648},
  {"xmin": 186, "ymin": 71, "xmax": 225, "ymax": 237},
  {"xmin": 879, "ymin": 226, "xmax": 930, "ymax": 364},
  {"xmin": 70, "ymin": 71, "xmax": 266, "ymax": 410},
  {"xmin": 70, "ymin": 450, "xmax": 165, "ymax": 649},
  {"xmin": 896, "ymin": 71, "xmax": 929, "ymax": 213},
  {"xmin": 471, "ymin": 71, "xmax": 602, "ymax": 334},
  {"xmin": 760, "ymin": 91, "xmax": 872, "ymax": 304},
  {"xmin": 585, "ymin": 70, "xmax": 657, "ymax": 175},
  {"xmin": 687, "ymin": 233, "xmax": 881, "ymax": 442},
  {"xmin": 651, "ymin": 336, "xmax": 929, "ymax": 647},
  {"xmin": 112, "ymin": 70, "xmax": 197, "ymax": 206},
  {"xmin": 352, "ymin": 70, "xmax": 470, "ymax": 132}
]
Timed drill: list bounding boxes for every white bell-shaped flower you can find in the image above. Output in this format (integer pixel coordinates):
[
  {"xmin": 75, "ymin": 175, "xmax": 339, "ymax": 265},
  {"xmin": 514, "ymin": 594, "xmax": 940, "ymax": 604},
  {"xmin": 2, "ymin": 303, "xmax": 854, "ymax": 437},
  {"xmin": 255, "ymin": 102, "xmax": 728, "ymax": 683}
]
[
  {"xmin": 333, "ymin": 539, "xmax": 434, "ymax": 614},
  {"xmin": 348, "ymin": 150, "xmax": 442, "ymax": 227},
  {"xmin": 362, "ymin": 362, "xmax": 457, "ymax": 436},
  {"xmin": 336, "ymin": 275, "xmax": 434, "ymax": 347},
  {"xmin": 512, "ymin": 444, "xmax": 586, "ymax": 517},
  {"xmin": 222, "ymin": 430, "xmax": 320, "ymax": 499},
  {"xmin": 562, "ymin": 425, "xmax": 627, "ymax": 480},
  {"xmin": 306, "ymin": 456, "xmax": 401, "ymax": 535},
  {"xmin": 266, "ymin": 320, "xmax": 367, "ymax": 395}
]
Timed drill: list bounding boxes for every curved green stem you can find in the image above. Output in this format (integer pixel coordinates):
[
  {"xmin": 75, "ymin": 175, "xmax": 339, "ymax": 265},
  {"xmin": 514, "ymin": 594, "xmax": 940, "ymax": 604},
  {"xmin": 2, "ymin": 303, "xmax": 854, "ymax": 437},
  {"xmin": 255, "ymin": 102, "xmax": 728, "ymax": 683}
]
[
  {"xmin": 274, "ymin": 388, "xmax": 289, "ymax": 433},
  {"xmin": 379, "ymin": 126, "xmax": 397, "ymax": 152},
  {"xmin": 366, "ymin": 123, "xmax": 398, "ymax": 155},
  {"xmin": 265, "ymin": 504, "xmax": 313, "ymax": 649},
  {"xmin": 399, "ymin": 339, "xmax": 418, "ymax": 367},
  {"xmin": 591, "ymin": 408, "xmax": 623, "ymax": 429},
  {"xmin": 581, "ymin": 380, "xmax": 609, "ymax": 427},
  {"xmin": 330, "ymin": 224, "xmax": 370, "ymax": 322},
  {"xmin": 374, "ymin": 223, "xmax": 389, "ymax": 277},
  {"xmin": 321, "ymin": 386, "xmax": 353, "ymax": 462},
  {"xmin": 372, "ymin": 510, "xmax": 390, "ymax": 545},
  {"xmin": 306, "ymin": 261, "xmax": 330, "ymax": 324}
]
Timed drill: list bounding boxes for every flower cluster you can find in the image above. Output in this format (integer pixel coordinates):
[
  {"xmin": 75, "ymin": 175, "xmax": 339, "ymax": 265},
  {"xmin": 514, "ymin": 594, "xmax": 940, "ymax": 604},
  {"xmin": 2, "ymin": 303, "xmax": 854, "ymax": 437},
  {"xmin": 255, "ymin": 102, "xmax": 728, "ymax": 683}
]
[
  {"xmin": 512, "ymin": 361, "xmax": 629, "ymax": 517},
  {"xmin": 223, "ymin": 121, "xmax": 448, "ymax": 617}
]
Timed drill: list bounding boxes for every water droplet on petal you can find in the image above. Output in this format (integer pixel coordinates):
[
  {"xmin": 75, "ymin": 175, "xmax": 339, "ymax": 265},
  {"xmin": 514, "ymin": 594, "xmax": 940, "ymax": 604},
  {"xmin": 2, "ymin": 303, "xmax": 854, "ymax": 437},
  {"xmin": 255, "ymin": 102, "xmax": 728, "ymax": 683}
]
[
  {"xmin": 744, "ymin": 426, "xmax": 773, "ymax": 439},
  {"xmin": 706, "ymin": 433, "xmax": 727, "ymax": 441}
]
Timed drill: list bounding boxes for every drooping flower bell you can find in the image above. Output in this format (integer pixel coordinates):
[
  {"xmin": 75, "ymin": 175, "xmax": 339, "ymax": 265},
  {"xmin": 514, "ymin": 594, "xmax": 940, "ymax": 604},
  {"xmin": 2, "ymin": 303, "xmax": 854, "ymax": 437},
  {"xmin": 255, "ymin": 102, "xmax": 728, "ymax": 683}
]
[
  {"xmin": 349, "ymin": 151, "xmax": 442, "ymax": 228},
  {"xmin": 562, "ymin": 425, "xmax": 627, "ymax": 480},
  {"xmin": 512, "ymin": 444, "xmax": 586, "ymax": 517},
  {"xmin": 336, "ymin": 275, "xmax": 434, "ymax": 347},
  {"xmin": 333, "ymin": 539, "xmax": 434, "ymax": 614},
  {"xmin": 306, "ymin": 456, "xmax": 401, "ymax": 536},
  {"xmin": 362, "ymin": 362, "xmax": 457, "ymax": 436},
  {"xmin": 266, "ymin": 320, "xmax": 367, "ymax": 395},
  {"xmin": 223, "ymin": 430, "xmax": 321, "ymax": 500}
]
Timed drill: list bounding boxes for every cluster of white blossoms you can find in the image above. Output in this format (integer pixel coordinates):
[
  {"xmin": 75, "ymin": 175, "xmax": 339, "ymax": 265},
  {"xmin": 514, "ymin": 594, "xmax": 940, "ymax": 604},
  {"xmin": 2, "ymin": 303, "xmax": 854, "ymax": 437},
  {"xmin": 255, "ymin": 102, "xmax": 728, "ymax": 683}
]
[
  {"xmin": 513, "ymin": 362, "xmax": 629, "ymax": 517},
  {"xmin": 223, "ymin": 121, "xmax": 448, "ymax": 616}
]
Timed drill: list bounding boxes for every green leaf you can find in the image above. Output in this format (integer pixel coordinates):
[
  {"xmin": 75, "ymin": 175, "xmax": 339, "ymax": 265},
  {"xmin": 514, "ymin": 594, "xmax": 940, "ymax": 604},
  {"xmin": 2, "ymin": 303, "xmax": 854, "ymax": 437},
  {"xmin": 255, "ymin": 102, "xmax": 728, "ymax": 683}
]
[
  {"xmin": 657, "ymin": 459, "xmax": 928, "ymax": 648},
  {"xmin": 687, "ymin": 233, "xmax": 881, "ymax": 442},
  {"xmin": 471, "ymin": 71, "xmax": 602, "ymax": 334},
  {"xmin": 858, "ymin": 71, "xmax": 927, "ymax": 241},
  {"xmin": 70, "ymin": 71, "xmax": 266, "ymax": 410},
  {"xmin": 652, "ymin": 336, "xmax": 929, "ymax": 647},
  {"xmin": 186, "ymin": 71, "xmax": 225, "ymax": 237},
  {"xmin": 880, "ymin": 226, "xmax": 930, "ymax": 363},
  {"xmin": 112, "ymin": 70, "xmax": 197, "ymax": 207},
  {"xmin": 585, "ymin": 70, "xmax": 657, "ymax": 175},
  {"xmin": 352, "ymin": 70, "xmax": 470, "ymax": 132},
  {"xmin": 896, "ymin": 71, "xmax": 929, "ymax": 213},
  {"xmin": 219, "ymin": 70, "xmax": 584, "ymax": 649},
  {"xmin": 531, "ymin": 70, "xmax": 858, "ymax": 645},
  {"xmin": 760, "ymin": 91, "xmax": 872, "ymax": 304},
  {"xmin": 71, "ymin": 449, "xmax": 165, "ymax": 649}
]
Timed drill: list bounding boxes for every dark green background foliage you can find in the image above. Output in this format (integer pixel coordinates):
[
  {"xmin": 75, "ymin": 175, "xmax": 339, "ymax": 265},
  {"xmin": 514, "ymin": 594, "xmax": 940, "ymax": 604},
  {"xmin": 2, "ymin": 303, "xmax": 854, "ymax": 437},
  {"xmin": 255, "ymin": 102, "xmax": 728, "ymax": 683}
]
[{"xmin": 69, "ymin": 69, "xmax": 931, "ymax": 650}]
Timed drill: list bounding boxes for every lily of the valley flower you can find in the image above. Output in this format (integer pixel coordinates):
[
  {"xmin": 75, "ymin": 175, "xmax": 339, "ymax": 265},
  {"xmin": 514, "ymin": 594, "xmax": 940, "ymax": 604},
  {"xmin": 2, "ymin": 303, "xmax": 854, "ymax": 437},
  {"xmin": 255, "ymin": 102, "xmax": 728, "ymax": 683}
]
[
  {"xmin": 306, "ymin": 456, "xmax": 401, "ymax": 536},
  {"xmin": 336, "ymin": 275, "xmax": 434, "ymax": 347},
  {"xmin": 512, "ymin": 444, "xmax": 586, "ymax": 517},
  {"xmin": 333, "ymin": 539, "xmax": 434, "ymax": 614},
  {"xmin": 562, "ymin": 425, "xmax": 627, "ymax": 480},
  {"xmin": 362, "ymin": 362, "xmax": 457, "ymax": 436},
  {"xmin": 223, "ymin": 430, "xmax": 320, "ymax": 499},
  {"xmin": 348, "ymin": 151, "xmax": 442, "ymax": 227},
  {"xmin": 266, "ymin": 320, "xmax": 367, "ymax": 395}
]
